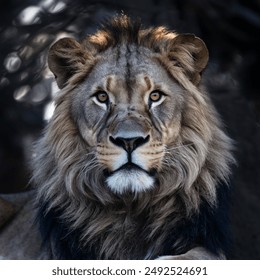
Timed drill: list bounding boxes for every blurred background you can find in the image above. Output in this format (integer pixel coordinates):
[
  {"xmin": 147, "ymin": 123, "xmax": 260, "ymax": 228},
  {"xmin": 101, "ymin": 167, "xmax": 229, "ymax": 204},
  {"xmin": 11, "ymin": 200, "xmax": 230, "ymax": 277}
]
[{"xmin": 0, "ymin": 0, "xmax": 259, "ymax": 259}]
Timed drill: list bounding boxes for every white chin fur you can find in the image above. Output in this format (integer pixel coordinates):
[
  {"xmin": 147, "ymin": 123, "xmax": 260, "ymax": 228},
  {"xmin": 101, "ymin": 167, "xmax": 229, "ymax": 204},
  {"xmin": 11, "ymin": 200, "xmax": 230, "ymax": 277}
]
[{"xmin": 106, "ymin": 169, "xmax": 154, "ymax": 194}]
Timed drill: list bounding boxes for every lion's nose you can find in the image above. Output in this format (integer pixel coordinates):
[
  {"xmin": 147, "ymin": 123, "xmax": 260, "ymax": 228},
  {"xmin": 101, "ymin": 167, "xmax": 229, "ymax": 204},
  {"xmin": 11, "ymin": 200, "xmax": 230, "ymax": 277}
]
[{"xmin": 109, "ymin": 135, "xmax": 150, "ymax": 153}]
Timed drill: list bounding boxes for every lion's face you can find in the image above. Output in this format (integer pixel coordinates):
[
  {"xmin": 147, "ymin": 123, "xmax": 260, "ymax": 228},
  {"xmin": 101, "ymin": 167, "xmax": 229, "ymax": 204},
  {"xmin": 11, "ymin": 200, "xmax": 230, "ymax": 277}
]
[
  {"xmin": 70, "ymin": 45, "xmax": 184, "ymax": 194},
  {"xmin": 46, "ymin": 18, "xmax": 219, "ymax": 198}
]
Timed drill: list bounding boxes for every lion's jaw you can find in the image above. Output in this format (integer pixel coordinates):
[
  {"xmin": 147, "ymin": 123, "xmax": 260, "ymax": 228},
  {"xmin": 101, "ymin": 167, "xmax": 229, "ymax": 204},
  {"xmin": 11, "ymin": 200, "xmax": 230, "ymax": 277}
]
[
  {"xmin": 106, "ymin": 169, "xmax": 155, "ymax": 194},
  {"xmin": 104, "ymin": 142, "xmax": 157, "ymax": 194}
]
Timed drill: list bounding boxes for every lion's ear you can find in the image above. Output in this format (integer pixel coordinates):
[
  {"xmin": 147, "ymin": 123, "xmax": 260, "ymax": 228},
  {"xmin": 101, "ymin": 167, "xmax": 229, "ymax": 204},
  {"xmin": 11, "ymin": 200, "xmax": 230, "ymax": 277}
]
[
  {"xmin": 48, "ymin": 38, "xmax": 84, "ymax": 88},
  {"xmin": 168, "ymin": 34, "xmax": 209, "ymax": 85}
]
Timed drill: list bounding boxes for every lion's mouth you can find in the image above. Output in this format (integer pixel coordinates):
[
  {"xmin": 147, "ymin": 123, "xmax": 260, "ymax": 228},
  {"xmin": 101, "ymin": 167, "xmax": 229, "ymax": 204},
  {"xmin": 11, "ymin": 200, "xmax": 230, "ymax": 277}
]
[
  {"xmin": 109, "ymin": 161, "xmax": 156, "ymax": 177},
  {"xmin": 116, "ymin": 162, "xmax": 145, "ymax": 172}
]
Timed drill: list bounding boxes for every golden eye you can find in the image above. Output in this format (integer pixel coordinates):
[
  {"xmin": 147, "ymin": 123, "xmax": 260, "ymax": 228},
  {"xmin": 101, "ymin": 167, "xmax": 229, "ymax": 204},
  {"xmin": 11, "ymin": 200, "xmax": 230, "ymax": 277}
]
[
  {"xmin": 96, "ymin": 91, "xmax": 109, "ymax": 103},
  {"xmin": 149, "ymin": 91, "xmax": 162, "ymax": 102}
]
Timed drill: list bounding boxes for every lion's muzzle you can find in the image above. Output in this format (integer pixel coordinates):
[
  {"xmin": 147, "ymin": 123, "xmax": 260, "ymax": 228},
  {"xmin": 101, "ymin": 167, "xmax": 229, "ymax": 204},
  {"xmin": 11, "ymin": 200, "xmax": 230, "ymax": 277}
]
[
  {"xmin": 105, "ymin": 132, "xmax": 155, "ymax": 194},
  {"xmin": 95, "ymin": 105, "xmax": 163, "ymax": 194}
]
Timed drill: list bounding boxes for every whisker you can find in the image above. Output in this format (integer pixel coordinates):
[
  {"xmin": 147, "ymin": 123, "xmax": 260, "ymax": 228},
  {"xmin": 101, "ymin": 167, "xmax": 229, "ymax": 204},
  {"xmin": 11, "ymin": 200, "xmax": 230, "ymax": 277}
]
[{"xmin": 164, "ymin": 143, "xmax": 194, "ymax": 152}]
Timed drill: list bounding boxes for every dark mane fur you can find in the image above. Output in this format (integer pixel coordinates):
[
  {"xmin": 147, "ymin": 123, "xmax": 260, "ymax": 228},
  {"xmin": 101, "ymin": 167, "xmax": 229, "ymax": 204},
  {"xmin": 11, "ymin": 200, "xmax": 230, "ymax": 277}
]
[
  {"xmin": 37, "ymin": 181, "xmax": 231, "ymax": 259},
  {"xmin": 86, "ymin": 15, "xmax": 173, "ymax": 53},
  {"xmin": 102, "ymin": 15, "xmax": 142, "ymax": 45}
]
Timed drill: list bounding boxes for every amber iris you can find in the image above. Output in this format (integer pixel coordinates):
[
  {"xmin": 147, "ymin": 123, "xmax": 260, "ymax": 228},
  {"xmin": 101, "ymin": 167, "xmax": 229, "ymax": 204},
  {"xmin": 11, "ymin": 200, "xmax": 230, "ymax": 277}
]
[
  {"xmin": 96, "ymin": 91, "xmax": 109, "ymax": 103},
  {"xmin": 149, "ymin": 91, "xmax": 162, "ymax": 102}
]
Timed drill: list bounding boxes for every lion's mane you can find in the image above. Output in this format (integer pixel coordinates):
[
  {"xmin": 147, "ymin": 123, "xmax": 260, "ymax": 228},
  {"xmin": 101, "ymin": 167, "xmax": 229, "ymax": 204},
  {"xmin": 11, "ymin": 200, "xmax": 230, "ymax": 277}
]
[{"xmin": 32, "ymin": 16, "xmax": 234, "ymax": 259}]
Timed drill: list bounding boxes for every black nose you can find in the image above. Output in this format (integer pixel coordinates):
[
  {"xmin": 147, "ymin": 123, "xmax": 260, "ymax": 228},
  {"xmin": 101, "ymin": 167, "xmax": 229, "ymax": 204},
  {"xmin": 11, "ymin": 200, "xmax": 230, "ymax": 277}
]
[{"xmin": 109, "ymin": 135, "xmax": 150, "ymax": 153}]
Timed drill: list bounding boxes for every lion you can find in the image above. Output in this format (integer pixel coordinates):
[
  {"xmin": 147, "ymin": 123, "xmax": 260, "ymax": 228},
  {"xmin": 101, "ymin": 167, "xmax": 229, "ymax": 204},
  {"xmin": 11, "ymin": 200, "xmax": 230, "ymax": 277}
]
[{"xmin": 0, "ymin": 15, "xmax": 234, "ymax": 260}]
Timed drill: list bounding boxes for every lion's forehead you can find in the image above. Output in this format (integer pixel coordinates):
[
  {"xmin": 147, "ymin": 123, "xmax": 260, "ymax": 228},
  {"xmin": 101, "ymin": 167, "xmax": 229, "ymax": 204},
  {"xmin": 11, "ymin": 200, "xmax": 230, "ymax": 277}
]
[{"xmin": 85, "ymin": 45, "xmax": 173, "ymax": 91}]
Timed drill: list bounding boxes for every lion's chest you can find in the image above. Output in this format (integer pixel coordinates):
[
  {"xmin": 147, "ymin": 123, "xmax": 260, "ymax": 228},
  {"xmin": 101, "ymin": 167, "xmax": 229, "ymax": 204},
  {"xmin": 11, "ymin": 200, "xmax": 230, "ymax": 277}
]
[{"xmin": 90, "ymin": 211, "xmax": 153, "ymax": 259}]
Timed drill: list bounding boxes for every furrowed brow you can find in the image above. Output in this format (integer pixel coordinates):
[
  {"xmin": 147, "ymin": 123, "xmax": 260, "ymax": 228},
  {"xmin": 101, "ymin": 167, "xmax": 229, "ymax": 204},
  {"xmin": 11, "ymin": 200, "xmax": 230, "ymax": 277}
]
[
  {"xmin": 106, "ymin": 76, "xmax": 112, "ymax": 92},
  {"xmin": 144, "ymin": 76, "xmax": 152, "ymax": 92}
]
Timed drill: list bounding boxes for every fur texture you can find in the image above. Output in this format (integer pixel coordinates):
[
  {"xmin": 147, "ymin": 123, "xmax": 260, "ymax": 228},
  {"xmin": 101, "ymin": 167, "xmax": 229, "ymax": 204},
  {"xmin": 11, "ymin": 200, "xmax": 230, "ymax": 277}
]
[{"xmin": 32, "ymin": 15, "xmax": 234, "ymax": 260}]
